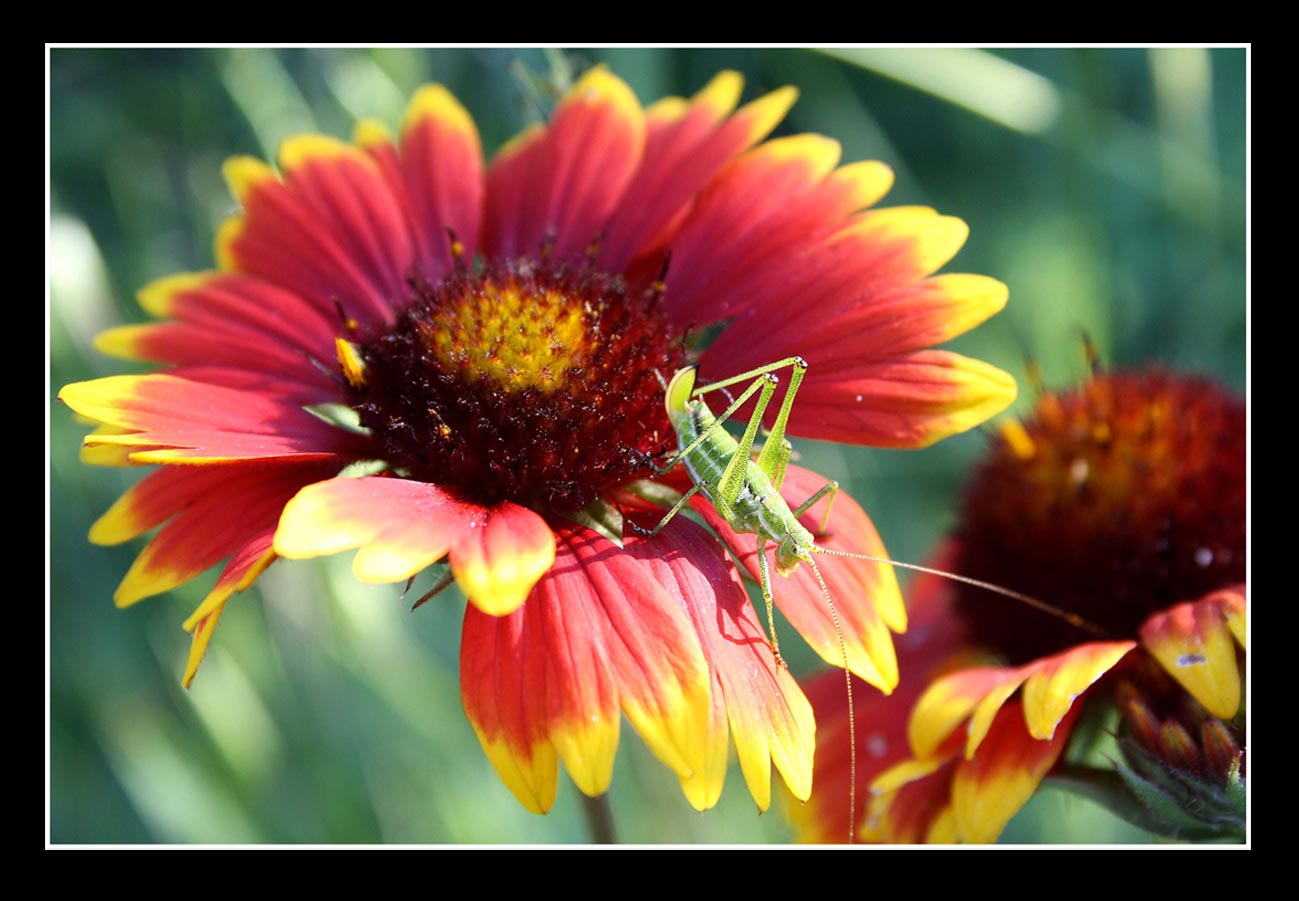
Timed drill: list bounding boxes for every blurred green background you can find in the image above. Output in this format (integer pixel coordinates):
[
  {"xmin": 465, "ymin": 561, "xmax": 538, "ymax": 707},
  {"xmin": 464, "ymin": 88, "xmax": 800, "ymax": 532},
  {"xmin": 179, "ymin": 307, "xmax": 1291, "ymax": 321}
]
[{"xmin": 49, "ymin": 47, "xmax": 1247, "ymax": 844}]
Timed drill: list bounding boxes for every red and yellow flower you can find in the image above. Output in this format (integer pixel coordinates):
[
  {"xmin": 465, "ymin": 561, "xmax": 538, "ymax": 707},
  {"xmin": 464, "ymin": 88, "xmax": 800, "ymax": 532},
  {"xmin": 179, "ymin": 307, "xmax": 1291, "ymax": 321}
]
[
  {"xmin": 58, "ymin": 67, "xmax": 1016, "ymax": 816},
  {"xmin": 791, "ymin": 368, "xmax": 1246, "ymax": 843}
]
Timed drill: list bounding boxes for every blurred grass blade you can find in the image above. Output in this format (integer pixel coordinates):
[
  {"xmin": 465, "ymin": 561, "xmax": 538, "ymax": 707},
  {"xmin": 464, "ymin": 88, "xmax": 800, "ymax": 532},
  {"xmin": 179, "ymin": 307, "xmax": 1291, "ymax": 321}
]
[
  {"xmin": 822, "ymin": 47, "xmax": 1062, "ymax": 134},
  {"xmin": 220, "ymin": 49, "xmax": 317, "ymax": 158},
  {"xmin": 1150, "ymin": 48, "xmax": 1219, "ymax": 227}
]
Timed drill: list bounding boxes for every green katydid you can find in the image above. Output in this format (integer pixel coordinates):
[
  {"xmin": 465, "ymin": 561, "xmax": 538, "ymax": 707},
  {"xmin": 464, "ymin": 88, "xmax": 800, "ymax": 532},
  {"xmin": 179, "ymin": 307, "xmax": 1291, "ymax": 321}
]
[
  {"xmin": 633, "ymin": 356, "xmax": 1106, "ymax": 842},
  {"xmin": 637, "ymin": 355, "xmax": 1098, "ymax": 661}
]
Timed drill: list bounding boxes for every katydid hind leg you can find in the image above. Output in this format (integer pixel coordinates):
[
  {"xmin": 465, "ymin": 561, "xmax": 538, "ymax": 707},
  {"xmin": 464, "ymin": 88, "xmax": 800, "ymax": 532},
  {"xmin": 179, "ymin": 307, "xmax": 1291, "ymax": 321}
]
[
  {"xmin": 686, "ymin": 355, "xmax": 806, "ymax": 399},
  {"xmin": 755, "ymin": 357, "xmax": 806, "ymax": 482},
  {"xmin": 718, "ymin": 374, "xmax": 779, "ymax": 508}
]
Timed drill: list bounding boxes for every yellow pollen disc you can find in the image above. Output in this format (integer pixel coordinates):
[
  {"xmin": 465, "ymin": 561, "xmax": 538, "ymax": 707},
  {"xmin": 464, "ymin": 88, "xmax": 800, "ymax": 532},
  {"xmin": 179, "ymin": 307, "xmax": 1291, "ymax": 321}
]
[{"xmin": 430, "ymin": 286, "xmax": 590, "ymax": 394}]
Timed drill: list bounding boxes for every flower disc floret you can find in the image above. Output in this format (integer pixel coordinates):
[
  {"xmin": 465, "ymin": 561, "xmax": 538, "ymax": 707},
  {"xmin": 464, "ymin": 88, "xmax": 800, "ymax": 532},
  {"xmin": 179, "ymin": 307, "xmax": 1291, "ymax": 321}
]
[
  {"xmin": 351, "ymin": 257, "xmax": 681, "ymax": 511},
  {"xmin": 955, "ymin": 369, "xmax": 1246, "ymax": 662}
]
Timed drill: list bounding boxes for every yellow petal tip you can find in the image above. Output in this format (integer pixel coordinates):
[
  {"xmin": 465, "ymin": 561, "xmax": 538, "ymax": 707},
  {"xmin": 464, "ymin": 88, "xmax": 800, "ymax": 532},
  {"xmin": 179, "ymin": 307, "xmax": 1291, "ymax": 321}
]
[
  {"xmin": 402, "ymin": 83, "xmax": 477, "ymax": 142},
  {"xmin": 222, "ymin": 155, "xmax": 276, "ymax": 204},
  {"xmin": 137, "ymin": 271, "xmax": 212, "ymax": 317},
  {"xmin": 692, "ymin": 70, "xmax": 744, "ymax": 116},
  {"xmin": 277, "ymin": 133, "xmax": 357, "ymax": 172},
  {"xmin": 353, "ymin": 117, "xmax": 393, "ymax": 149}
]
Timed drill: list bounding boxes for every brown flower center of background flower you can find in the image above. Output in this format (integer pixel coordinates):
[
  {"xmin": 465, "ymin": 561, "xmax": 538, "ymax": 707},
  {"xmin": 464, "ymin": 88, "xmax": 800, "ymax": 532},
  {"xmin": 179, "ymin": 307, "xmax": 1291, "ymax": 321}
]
[
  {"xmin": 953, "ymin": 369, "xmax": 1246, "ymax": 663},
  {"xmin": 348, "ymin": 258, "xmax": 682, "ymax": 512}
]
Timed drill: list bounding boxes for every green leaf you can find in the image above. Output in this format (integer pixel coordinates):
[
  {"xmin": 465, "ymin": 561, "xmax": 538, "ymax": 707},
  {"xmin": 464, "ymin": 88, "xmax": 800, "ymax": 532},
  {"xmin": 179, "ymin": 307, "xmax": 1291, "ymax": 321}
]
[{"xmin": 567, "ymin": 497, "xmax": 625, "ymax": 548}]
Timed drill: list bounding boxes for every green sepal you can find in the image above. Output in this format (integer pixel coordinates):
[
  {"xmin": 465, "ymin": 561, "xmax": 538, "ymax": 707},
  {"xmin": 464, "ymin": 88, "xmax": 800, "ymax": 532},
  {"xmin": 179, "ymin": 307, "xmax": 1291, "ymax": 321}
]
[
  {"xmin": 1115, "ymin": 738, "xmax": 1246, "ymax": 840},
  {"xmin": 1048, "ymin": 765, "xmax": 1181, "ymax": 836},
  {"xmin": 567, "ymin": 497, "xmax": 625, "ymax": 548},
  {"xmin": 622, "ymin": 479, "xmax": 686, "ymax": 510},
  {"xmin": 305, "ymin": 402, "xmax": 370, "ymax": 434}
]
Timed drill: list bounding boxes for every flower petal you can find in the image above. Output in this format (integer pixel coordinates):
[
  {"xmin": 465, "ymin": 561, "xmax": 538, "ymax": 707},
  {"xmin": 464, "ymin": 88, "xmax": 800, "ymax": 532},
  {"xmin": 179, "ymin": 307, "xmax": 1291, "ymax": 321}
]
[
  {"xmin": 707, "ymin": 272, "xmax": 1008, "ymax": 378},
  {"xmin": 663, "ymin": 136, "xmax": 894, "ymax": 325},
  {"xmin": 791, "ymin": 569, "xmax": 975, "ymax": 843},
  {"xmin": 461, "ymin": 601, "xmax": 560, "ymax": 814},
  {"xmin": 94, "ymin": 322, "xmax": 337, "ymax": 404},
  {"xmin": 449, "ymin": 502, "xmax": 556, "ymax": 616},
  {"xmin": 908, "ymin": 665, "xmax": 1023, "ymax": 759},
  {"xmin": 951, "ymin": 699, "xmax": 1080, "ymax": 843},
  {"xmin": 691, "ymin": 463, "xmax": 905, "ymax": 694},
  {"xmin": 485, "ymin": 65, "xmax": 646, "ymax": 261},
  {"xmin": 395, "ymin": 84, "xmax": 485, "ymax": 275},
  {"xmin": 524, "ymin": 541, "xmax": 627, "ymax": 801},
  {"xmin": 136, "ymin": 271, "xmax": 340, "ymax": 357},
  {"xmin": 463, "ymin": 524, "xmax": 716, "ymax": 808},
  {"xmin": 1140, "ymin": 587, "xmax": 1247, "ymax": 719},
  {"xmin": 107, "ymin": 461, "xmax": 333, "ymax": 607},
  {"xmin": 599, "ymin": 72, "xmax": 798, "ymax": 270},
  {"xmin": 1019, "ymin": 641, "xmax": 1135, "ymax": 741},
  {"xmin": 870, "ymin": 757, "xmax": 960, "ymax": 844},
  {"xmin": 273, "ymin": 476, "xmax": 487, "ymax": 584},
  {"xmin": 99, "ymin": 271, "xmax": 342, "ymax": 404},
  {"xmin": 59, "ymin": 374, "xmax": 366, "ymax": 464},
  {"xmin": 219, "ymin": 139, "xmax": 409, "ymax": 330},
  {"xmin": 89, "ymin": 464, "xmax": 245, "ymax": 546},
  {"xmin": 622, "ymin": 512, "xmax": 814, "ymax": 811},
  {"xmin": 548, "ymin": 525, "xmax": 714, "ymax": 799},
  {"xmin": 180, "ymin": 532, "xmax": 278, "ymax": 688},
  {"xmin": 774, "ymin": 349, "xmax": 1018, "ymax": 448}
]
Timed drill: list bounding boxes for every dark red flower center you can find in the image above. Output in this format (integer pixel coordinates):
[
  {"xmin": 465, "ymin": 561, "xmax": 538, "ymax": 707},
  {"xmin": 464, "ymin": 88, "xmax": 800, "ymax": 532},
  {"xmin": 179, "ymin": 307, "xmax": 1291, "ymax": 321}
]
[
  {"xmin": 953, "ymin": 369, "xmax": 1245, "ymax": 663},
  {"xmin": 346, "ymin": 258, "xmax": 683, "ymax": 512}
]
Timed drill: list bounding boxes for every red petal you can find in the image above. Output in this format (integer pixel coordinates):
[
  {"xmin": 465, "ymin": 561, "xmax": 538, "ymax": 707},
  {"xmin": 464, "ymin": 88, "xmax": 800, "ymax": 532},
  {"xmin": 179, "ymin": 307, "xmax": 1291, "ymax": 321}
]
[
  {"xmin": 1140, "ymin": 586, "xmax": 1247, "ymax": 719},
  {"xmin": 60, "ymin": 374, "xmax": 366, "ymax": 464},
  {"xmin": 110, "ymin": 461, "xmax": 336, "ymax": 607},
  {"xmin": 463, "ymin": 522, "xmax": 715, "ymax": 809},
  {"xmin": 621, "ymin": 513, "xmax": 814, "ymax": 811},
  {"xmin": 771, "ymin": 349, "xmax": 1017, "ymax": 448},
  {"xmin": 181, "ymin": 528, "xmax": 280, "ymax": 688},
  {"xmin": 273, "ymin": 476, "xmax": 489, "ymax": 585},
  {"xmin": 485, "ymin": 67, "xmax": 645, "ymax": 261},
  {"xmin": 449, "ymin": 502, "xmax": 555, "ymax": 616},
  {"xmin": 599, "ymin": 74, "xmax": 797, "ymax": 270},
  {"xmin": 908, "ymin": 664, "xmax": 1025, "ymax": 759},
  {"xmin": 706, "ymin": 271, "xmax": 1005, "ymax": 376},
  {"xmin": 793, "ymin": 569, "xmax": 973, "ymax": 842},
  {"xmin": 396, "ymin": 84, "xmax": 485, "ymax": 277},
  {"xmin": 951, "ymin": 699, "xmax": 1080, "ymax": 842},
  {"xmin": 135, "ymin": 271, "xmax": 340, "ymax": 362},
  {"xmin": 545, "ymin": 524, "xmax": 713, "ymax": 793},
  {"xmin": 461, "ymin": 599, "xmax": 559, "ymax": 814},
  {"xmin": 662, "ymin": 137, "xmax": 891, "ymax": 326},
  {"xmin": 219, "ymin": 142, "xmax": 409, "ymax": 330},
  {"xmin": 690, "ymin": 463, "xmax": 905, "ymax": 693},
  {"xmin": 876, "ymin": 756, "xmax": 960, "ymax": 843},
  {"xmin": 1019, "ymin": 641, "xmax": 1134, "ymax": 741},
  {"xmin": 95, "ymin": 321, "xmax": 338, "ymax": 404}
]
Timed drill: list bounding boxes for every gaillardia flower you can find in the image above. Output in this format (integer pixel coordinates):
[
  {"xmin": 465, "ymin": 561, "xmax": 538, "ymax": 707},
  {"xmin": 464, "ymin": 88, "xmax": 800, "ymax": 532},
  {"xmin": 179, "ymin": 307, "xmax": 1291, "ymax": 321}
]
[
  {"xmin": 58, "ymin": 67, "xmax": 1016, "ymax": 817},
  {"xmin": 790, "ymin": 367, "xmax": 1245, "ymax": 842}
]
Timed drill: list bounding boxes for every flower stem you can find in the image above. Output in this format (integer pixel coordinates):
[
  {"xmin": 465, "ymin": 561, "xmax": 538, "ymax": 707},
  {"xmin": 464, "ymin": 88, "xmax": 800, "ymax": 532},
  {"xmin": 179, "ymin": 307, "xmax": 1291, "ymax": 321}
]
[{"xmin": 579, "ymin": 791, "xmax": 618, "ymax": 844}]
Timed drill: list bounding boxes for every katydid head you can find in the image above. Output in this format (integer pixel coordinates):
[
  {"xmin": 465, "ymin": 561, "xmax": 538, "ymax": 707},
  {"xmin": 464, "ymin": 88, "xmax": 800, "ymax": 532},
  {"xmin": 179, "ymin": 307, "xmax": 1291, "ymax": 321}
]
[
  {"xmin": 775, "ymin": 530, "xmax": 815, "ymax": 574},
  {"xmin": 664, "ymin": 365, "xmax": 699, "ymax": 418}
]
